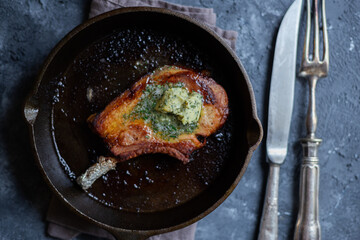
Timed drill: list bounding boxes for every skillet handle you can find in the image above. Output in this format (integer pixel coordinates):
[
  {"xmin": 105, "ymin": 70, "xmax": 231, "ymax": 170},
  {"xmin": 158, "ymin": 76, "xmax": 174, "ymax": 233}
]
[
  {"xmin": 247, "ymin": 117, "xmax": 263, "ymax": 150},
  {"xmin": 107, "ymin": 229, "xmax": 150, "ymax": 240},
  {"xmin": 24, "ymin": 93, "xmax": 39, "ymax": 125}
]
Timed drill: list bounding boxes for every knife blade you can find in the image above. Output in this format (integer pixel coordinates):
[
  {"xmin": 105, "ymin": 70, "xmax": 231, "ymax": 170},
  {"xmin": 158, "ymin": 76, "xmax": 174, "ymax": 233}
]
[{"xmin": 258, "ymin": 0, "xmax": 303, "ymax": 239}]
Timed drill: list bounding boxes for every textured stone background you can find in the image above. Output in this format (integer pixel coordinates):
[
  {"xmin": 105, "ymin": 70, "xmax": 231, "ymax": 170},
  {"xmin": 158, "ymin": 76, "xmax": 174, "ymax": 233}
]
[{"xmin": 0, "ymin": 0, "xmax": 359, "ymax": 239}]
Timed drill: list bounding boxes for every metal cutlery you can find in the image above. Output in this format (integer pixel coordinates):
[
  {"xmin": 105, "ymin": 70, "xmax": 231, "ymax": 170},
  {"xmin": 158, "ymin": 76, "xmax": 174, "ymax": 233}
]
[
  {"xmin": 294, "ymin": 0, "xmax": 329, "ymax": 239},
  {"xmin": 258, "ymin": 0, "xmax": 303, "ymax": 239}
]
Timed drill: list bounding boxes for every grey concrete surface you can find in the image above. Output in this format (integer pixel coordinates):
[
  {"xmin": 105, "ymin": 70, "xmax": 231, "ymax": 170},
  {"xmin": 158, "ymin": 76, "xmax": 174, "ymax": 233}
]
[{"xmin": 0, "ymin": 0, "xmax": 359, "ymax": 239}]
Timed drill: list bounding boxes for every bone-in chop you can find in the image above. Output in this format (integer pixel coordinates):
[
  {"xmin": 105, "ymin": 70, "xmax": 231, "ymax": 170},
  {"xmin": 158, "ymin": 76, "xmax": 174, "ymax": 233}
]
[{"xmin": 77, "ymin": 66, "xmax": 229, "ymax": 190}]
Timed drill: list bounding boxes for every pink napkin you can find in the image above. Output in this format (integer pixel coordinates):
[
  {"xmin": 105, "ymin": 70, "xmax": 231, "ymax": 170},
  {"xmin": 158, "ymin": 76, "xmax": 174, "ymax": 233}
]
[{"xmin": 46, "ymin": 1, "xmax": 238, "ymax": 239}]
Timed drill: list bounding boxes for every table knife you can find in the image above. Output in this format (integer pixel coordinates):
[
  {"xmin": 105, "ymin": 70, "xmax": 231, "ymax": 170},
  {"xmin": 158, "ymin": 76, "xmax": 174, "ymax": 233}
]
[{"xmin": 258, "ymin": 0, "xmax": 303, "ymax": 239}]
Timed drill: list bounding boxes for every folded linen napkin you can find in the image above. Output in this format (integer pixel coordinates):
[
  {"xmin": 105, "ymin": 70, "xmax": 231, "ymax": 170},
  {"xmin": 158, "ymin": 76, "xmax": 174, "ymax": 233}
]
[
  {"xmin": 46, "ymin": 0, "xmax": 238, "ymax": 239},
  {"xmin": 89, "ymin": 0, "xmax": 237, "ymax": 50},
  {"xmin": 47, "ymin": 196, "xmax": 196, "ymax": 240}
]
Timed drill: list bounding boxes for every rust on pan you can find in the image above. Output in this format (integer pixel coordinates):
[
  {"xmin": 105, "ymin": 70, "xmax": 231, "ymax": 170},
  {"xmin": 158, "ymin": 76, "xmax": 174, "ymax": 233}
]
[{"xmin": 24, "ymin": 7, "xmax": 262, "ymax": 240}]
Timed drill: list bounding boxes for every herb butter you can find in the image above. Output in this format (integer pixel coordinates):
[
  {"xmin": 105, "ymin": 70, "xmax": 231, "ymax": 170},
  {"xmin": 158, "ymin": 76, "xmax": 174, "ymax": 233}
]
[
  {"xmin": 156, "ymin": 87, "xmax": 188, "ymax": 115},
  {"xmin": 177, "ymin": 92, "xmax": 203, "ymax": 125},
  {"xmin": 156, "ymin": 87, "xmax": 203, "ymax": 125},
  {"xmin": 128, "ymin": 83, "xmax": 203, "ymax": 139}
]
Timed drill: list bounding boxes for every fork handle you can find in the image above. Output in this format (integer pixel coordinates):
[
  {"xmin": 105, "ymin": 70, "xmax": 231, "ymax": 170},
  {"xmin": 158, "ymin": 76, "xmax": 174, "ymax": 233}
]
[
  {"xmin": 294, "ymin": 138, "xmax": 321, "ymax": 240},
  {"xmin": 258, "ymin": 163, "xmax": 280, "ymax": 240}
]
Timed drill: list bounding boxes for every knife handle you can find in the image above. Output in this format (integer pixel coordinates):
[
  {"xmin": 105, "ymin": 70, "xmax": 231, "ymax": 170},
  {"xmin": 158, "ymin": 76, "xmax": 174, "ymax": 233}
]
[
  {"xmin": 294, "ymin": 138, "xmax": 321, "ymax": 240},
  {"xmin": 258, "ymin": 163, "xmax": 280, "ymax": 240}
]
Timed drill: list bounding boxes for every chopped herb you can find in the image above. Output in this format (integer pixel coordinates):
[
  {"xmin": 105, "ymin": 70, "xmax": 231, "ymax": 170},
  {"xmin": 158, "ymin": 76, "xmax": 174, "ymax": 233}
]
[{"xmin": 126, "ymin": 82, "xmax": 201, "ymax": 140}]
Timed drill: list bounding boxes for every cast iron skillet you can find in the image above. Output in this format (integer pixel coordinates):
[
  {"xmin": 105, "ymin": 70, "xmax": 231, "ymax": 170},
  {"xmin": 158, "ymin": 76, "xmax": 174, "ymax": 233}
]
[{"xmin": 24, "ymin": 7, "xmax": 262, "ymax": 240}]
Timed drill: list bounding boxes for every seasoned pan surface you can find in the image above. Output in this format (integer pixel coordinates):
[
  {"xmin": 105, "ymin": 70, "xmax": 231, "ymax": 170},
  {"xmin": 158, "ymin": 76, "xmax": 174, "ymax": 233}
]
[
  {"xmin": 54, "ymin": 26, "xmax": 235, "ymax": 212},
  {"xmin": 25, "ymin": 7, "xmax": 262, "ymax": 238}
]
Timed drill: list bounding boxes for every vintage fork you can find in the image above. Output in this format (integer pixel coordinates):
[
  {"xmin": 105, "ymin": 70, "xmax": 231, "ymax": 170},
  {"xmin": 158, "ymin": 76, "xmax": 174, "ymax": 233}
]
[{"xmin": 294, "ymin": 0, "xmax": 329, "ymax": 239}]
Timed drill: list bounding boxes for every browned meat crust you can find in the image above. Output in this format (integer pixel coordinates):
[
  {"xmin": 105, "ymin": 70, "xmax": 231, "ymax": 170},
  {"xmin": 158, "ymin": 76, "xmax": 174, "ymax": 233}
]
[{"xmin": 88, "ymin": 66, "xmax": 229, "ymax": 164}]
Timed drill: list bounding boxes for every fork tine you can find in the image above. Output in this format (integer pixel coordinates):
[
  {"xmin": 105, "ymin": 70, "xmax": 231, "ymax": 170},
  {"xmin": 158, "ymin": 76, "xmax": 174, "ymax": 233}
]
[
  {"xmin": 322, "ymin": 0, "xmax": 329, "ymax": 63},
  {"xmin": 303, "ymin": 0, "xmax": 311, "ymax": 62},
  {"xmin": 313, "ymin": 0, "xmax": 320, "ymax": 61}
]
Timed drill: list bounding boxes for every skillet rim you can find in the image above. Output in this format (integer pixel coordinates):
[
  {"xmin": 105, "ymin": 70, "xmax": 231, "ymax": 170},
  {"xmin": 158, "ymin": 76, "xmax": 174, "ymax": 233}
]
[{"xmin": 24, "ymin": 6, "xmax": 263, "ymax": 238}]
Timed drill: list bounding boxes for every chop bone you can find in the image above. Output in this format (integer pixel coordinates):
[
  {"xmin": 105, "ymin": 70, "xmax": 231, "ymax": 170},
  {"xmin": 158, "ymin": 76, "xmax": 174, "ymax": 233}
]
[{"xmin": 76, "ymin": 156, "xmax": 117, "ymax": 190}]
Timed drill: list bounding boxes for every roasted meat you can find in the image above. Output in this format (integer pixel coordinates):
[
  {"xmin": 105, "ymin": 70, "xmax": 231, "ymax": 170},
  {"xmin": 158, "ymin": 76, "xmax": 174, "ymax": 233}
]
[{"xmin": 77, "ymin": 66, "xmax": 228, "ymax": 189}]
